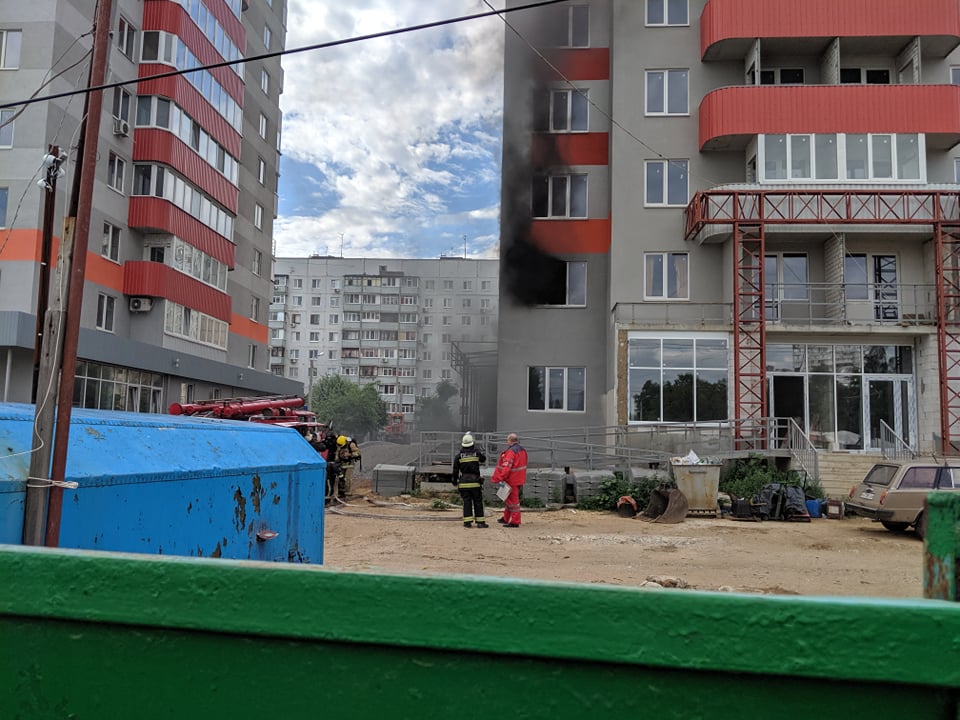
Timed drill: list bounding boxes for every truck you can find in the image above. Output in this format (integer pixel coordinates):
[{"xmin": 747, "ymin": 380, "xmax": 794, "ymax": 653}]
[{"xmin": 169, "ymin": 395, "xmax": 329, "ymax": 441}]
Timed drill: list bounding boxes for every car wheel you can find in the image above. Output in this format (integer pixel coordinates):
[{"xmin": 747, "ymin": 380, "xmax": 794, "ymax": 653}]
[
  {"xmin": 914, "ymin": 512, "xmax": 927, "ymax": 540},
  {"xmin": 880, "ymin": 520, "xmax": 910, "ymax": 532}
]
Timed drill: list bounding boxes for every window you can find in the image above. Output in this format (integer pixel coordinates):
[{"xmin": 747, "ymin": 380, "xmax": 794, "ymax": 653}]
[
  {"xmin": 254, "ymin": 203, "xmax": 263, "ymax": 230},
  {"xmin": 645, "ymin": 70, "xmax": 688, "ymax": 115},
  {"xmin": 0, "ymin": 30, "xmax": 22, "ymax": 69},
  {"xmin": 292, "ymin": 296, "xmax": 303, "ymax": 306},
  {"xmin": 627, "ymin": 335, "xmax": 728, "ymax": 422},
  {"xmin": 102, "ymin": 222, "xmax": 121, "ymax": 262},
  {"xmin": 528, "ymin": 366, "xmax": 585, "ymax": 412},
  {"xmin": 0, "ymin": 187, "xmax": 7, "ymax": 227},
  {"xmin": 112, "ymin": 87, "xmax": 131, "ymax": 122},
  {"xmin": 258, "ymin": 113, "xmax": 267, "ymax": 139},
  {"xmin": 644, "ymin": 253, "xmax": 688, "ymax": 300},
  {"xmin": 536, "ymin": 261, "xmax": 586, "ymax": 306},
  {"xmin": 440, "ymin": 370, "xmax": 451, "ymax": 380},
  {"xmin": 250, "ymin": 296, "xmax": 260, "ymax": 321},
  {"xmin": 442, "ymin": 298, "xmax": 452, "ymax": 309},
  {"xmin": 263, "ymin": 26, "xmax": 271, "ymax": 50},
  {"xmin": 422, "ymin": 369, "xmax": 433, "ymax": 380},
  {"xmin": 480, "ymin": 298, "xmax": 491, "ymax": 309},
  {"xmin": 309, "ymin": 314, "xmax": 320, "ymax": 325},
  {"xmin": 461, "ymin": 316, "xmax": 471, "ymax": 325},
  {"xmin": 329, "ymin": 314, "xmax": 339, "ymax": 324},
  {"xmin": 463, "ymin": 280, "xmax": 472, "ymax": 290},
  {"xmin": 252, "ymin": 249, "xmax": 262, "ymax": 276},
  {"xmin": 760, "ymin": 68, "xmax": 804, "ymax": 85},
  {"xmin": 117, "ymin": 17, "xmax": 136, "ymax": 60},
  {"xmin": 841, "ymin": 68, "xmax": 891, "ymax": 85},
  {"xmin": 257, "ymin": 157, "xmax": 266, "ymax": 184},
  {"xmin": 247, "ymin": 344, "xmax": 256, "ymax": 369},
  {"xmin": 96, "ymin": 294, "xmax": 116, "ymax": 331},
  {"xmin": 292, "ymin": 278, "xmax": 303, "ymax": 288},
  {"xmin": 443, "ymin": 280, "xmax": 454, "ymax": 290},
  {"xmin": 309, "ymin": 331, "xmax": 320, "ymax": 341},
  {"xmin": 759, "ymin": 133, "xmax": 920, "ymax": 183},
  {"xmin": 425, "ymin": 280, "xmax": 436, "ymax": 289},
  {"xmin": 462, "ymin": 298, "xmax": 472, "ymax": 308},
  {"xmin": 260, "ymin": 69, "xmax": 270, "ymax": 94},
  {"xmin": 442, "ymin": 316, "xmax": 451, "ymax": 326},
  {"xmin": 312, "ymin": 279, "xmax": 322, "ymax": 290},
  {"xmin": 532, "ymin": 174, "xmax": 587, "ymax": 218},
  {"xmin": 0, "ymin": 108, "xmax": 14, "ymax": 147},
  {"xmin": 645, "ymin": 159, "xmax": 688, "ymax": 206},
  {"xmin": 765, "ymin": 253, "xmax": 809, "ymax": 319},
  {"xmin": 481, "ymin": 280, "xmax": 491, "ymax": 290},
  {"xmin": 534, "ymin": 89, "xmax": 588, "ymax": 132},
  {"xmin": 330, "ymin": 297, "xmax": 339, "ymax": 307},
  {"xmin": 646, "ymin": 0, "xmax": 688, "ymax": 25},
  {"xmin": 311, "ymin": 296, "xmax": 323, "ymax": 306},
  {"xmin": 107, "ymin": 152, "xmax": 126, "ymax": 192},
  {"xmin": 545, "ymin": 4, "xmax": 589, "ymax": 47}
]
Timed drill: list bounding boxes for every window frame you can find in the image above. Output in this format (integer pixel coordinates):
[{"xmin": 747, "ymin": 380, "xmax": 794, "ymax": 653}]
[
  {"xmin": 254, "ymin": 203, "xmax": 263, "ymax": 230},
  {"xmin": 107, "ymin": 152, "xmax": 126, "ymax": 193},
  {"xmin": 546, "ymin": 4, "xmax": 590, "ymax": 48},
  {"xmin": 117, "ymin": 17, "xmax": 137, "ymax": 60},
  {"xmin": 0, "ymin": 108, "xmax": 14, "ymax": 148},
  {"xmin": 527, "ymin": 366, "xmax": 586, "ymax": 413},
  {"xmin": 644, "ymin": 159, "xmax": 689, "ymax": 207},
  {"xmin": 645, "ymin": 0, "xmax": 689, "ymax": 26},
  {"xmin": 532, "ymin": 173, "xmax": 588, "ymax": 218},
  {"xmin": 96, "ymin": 293, "xmax": 116, "ymax": 332},
  {"xmin": 102, "ymin": 221, "xmax": 121, "ymax": 263},
  {"xmin": 0, "ymin": 30, "xmax": 22, "ymax": 69},
  {"xmin": 645, "ymin": 69, "xmax": 689, "ymax": 116},
  {"xmin": 644, "ymin": 252, "xmax": 689, "ymax": 301}
]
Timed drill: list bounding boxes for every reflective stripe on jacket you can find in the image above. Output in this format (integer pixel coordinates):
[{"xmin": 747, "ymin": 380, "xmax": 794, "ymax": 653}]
[
  {"xmin": 491, "ymin": 444, "xmax": 527, "ymax": 486},
  {"xmin": 452, "ymin": 446, "xmax": 486, "ymax": 488}
]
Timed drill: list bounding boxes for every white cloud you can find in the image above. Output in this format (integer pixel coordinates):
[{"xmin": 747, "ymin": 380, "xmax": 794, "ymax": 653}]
[{"xmin": 276, "ymin": 1, "xmax": 505, "ymax": 257}]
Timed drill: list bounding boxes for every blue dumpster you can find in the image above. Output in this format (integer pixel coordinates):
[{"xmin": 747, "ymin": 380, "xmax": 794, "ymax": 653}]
[{"xmin": 0, "ymin": 403, "xmax": 325, "ymax": 563}]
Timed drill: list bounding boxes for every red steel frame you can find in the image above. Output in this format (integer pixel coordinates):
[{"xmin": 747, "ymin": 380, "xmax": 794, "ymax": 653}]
[{"xmin": 686, "ymin": 189, "xmax": 960, "ymax": 452}]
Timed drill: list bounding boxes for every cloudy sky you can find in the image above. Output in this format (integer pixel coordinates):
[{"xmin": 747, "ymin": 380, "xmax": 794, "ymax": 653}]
[{"xmin": 275, "ymin": 1, "xmax": 506, "ymax": 260}]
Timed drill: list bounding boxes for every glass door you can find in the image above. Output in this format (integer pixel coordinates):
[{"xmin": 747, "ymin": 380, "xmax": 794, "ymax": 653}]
[{"xmin": 864, "ymin": 377, "xmax": 912, "ymax": 450}]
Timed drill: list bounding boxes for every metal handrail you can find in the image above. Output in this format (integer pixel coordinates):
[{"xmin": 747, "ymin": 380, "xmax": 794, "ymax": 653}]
[
  {"xmin": 880, "ymin": 420, "xmax": 916, "ymax": 460},
  {"xmin": 785, "ymin": 417, "xmax": 820, "ymax": 485}
]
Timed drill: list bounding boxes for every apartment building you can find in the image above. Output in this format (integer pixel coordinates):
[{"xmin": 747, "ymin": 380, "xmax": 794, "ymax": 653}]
[
  {"xmin": 499, "ymin": 0, "xmax": 960, "ymax": 454},
  {"xmin": 270, "ymin": 256, "xmax": 499, "ymax": 430},
  {"xmin": 0, "ymin": 0, "xmax": 298, "ymax": 411}
]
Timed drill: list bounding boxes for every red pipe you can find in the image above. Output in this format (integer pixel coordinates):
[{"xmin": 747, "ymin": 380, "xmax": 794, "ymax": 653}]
[{"xmin": 169, "ymin": 396, "xmax": 305, "ymax": 418}]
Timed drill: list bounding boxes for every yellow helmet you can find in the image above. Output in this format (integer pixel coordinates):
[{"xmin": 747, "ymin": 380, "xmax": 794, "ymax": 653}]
[{"xmin": 337, "ymin": 435, "xmax": 347, "ymax": 446}]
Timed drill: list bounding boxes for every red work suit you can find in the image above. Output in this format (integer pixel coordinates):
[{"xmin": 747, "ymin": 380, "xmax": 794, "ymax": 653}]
[{"xmin": 491, "ymin": 443, "xmax": 527, "ymax": 525}]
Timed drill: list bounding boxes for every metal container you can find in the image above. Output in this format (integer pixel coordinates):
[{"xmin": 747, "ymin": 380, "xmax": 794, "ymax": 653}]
[
  {"xmin": 371, "ymin": 464, "xmax": 416, "ymax": 496},
  {"xmin": 672, "ymin": 463, "xmax": 722, "ymax": 517},
  {"xmin": 0, "ymin": 403, "xmax": 326, "ymax": 563}
]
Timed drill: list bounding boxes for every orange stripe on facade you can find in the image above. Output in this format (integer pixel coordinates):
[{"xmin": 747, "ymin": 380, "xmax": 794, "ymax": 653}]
[
  {"xmin": 0, "ymin": 229, "xmax": 44, "ymax": 262},
  {"xmin": 231, "ymin": 314, "xmax": 268, "ymax": 344},
  {"xmin": 530, "ymin": 217, "xmax": 611, "ymax": 254},
  {"xmin": 86, "ymin": 253, "xmax": 125, "ymax": 290},
  {"xmin": 532, "ymin": 132, "xmax": 609, "ymax": 167},
  {"xmin": 540, "ymin": 48, "xmax": 610, "ymax": 82}
]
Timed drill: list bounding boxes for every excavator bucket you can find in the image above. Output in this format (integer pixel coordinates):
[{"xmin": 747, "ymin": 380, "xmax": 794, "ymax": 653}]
[{"xmin": 640, "ymin": 486, "xmax": 689, "ymax": 524}]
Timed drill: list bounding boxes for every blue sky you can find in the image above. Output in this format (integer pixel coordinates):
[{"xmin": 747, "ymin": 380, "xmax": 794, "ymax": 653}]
[{"xmin": 275, "ymin": 1, "xmax": 505, "ymax": 259}]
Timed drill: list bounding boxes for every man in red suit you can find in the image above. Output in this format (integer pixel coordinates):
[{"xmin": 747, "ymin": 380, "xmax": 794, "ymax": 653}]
[{"xmin": 491, "ymin": 433, "xmax": 527, "ymax": 527}]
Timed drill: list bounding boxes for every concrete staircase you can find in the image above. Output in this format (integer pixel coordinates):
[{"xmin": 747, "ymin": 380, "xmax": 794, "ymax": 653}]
[{"xmin": 812, "ymin": 453, "xmax": 883, "ymax": 499}]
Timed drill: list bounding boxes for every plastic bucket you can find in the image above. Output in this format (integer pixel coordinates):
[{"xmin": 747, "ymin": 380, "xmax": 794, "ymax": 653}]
[{"xmin": 805, "ymin": 499, "xmax": 821, "ymax": 518}]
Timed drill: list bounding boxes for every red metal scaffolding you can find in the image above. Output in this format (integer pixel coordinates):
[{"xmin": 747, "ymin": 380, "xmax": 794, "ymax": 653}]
[{"xmin": 685, "ymin": 189, "xmax": 960, "ymax": 452}]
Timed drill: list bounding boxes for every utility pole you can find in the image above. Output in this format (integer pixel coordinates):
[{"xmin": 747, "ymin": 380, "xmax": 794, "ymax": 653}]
[
  {"xmin": 21, "ymin": 0, "xmax": 113, "ymax": 546},
  {"xmin": 32, "ymin": 145, "xmax": 65, "ymax": 402}
]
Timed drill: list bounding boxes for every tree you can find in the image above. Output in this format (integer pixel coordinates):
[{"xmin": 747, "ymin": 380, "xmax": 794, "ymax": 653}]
[
  {"xmin": 415, "ymin": 380, "xmax": 459, "ymax": 432},
  {"xmin": 309, "ymin": 375, "xmax": 388, "ymax": 440}
]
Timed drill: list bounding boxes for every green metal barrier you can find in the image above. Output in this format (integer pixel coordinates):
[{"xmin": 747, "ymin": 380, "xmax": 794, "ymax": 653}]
[
  {"xmin": 2, "ymin": 541, "xmax": 960, "ymax": 720},
  {"xmin": 925, "ymin": 492, "xmax": 960, "ymax": 601}
]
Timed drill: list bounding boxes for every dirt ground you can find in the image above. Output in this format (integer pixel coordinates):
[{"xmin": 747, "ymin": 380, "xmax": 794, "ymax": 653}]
[{"xmin": 322, "ymin": 481, "xmax": 926, "ymax": 599}]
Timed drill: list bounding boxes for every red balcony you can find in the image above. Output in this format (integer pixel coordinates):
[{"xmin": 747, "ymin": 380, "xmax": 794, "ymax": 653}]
[
  {"xmin": 701, "ymin": 0, "xmax": 960, "ymax": 61},
  {"xmin": 699, "ymin": 84, "xmax": 960, "ymax": 151},
  {"xmin": 123, "ymin": 260, "xmax": 231, "ymax": 323}
]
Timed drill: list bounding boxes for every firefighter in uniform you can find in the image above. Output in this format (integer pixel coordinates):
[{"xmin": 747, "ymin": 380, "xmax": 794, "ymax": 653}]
[
  {"xmin": 452, "ymin": 433, "xmax": 487, "ymax": 528},
  {"xmin": 334, "ymin": 435, "xmax": 354, "ymax": 499},
  {"xmin": 491, "ymin": 433, "xmax": 527, "ymax": 527}
]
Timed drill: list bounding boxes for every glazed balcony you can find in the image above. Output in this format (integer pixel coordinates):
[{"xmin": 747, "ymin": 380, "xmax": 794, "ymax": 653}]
[
  {"xmin": 699, "ymin": 85, "xmax": 960, "ymax": 151},
  {"xmin": 701, "ymin": 0, "xmax": 960, "ymax": 61}
]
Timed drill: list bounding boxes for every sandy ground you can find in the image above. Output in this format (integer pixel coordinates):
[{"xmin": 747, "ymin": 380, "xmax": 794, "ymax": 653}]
[{"xmin": 322, "ymin": 482, "xmax": 925, "ymax": 599}]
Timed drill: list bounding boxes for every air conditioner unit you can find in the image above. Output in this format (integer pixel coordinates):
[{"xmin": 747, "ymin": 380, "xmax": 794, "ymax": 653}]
[
  {"xmin": 113, "ymin": 118, "xmax": 130, "ymax": 137},
  {"xmin": 333, "ymin": 288, "xmax": 341, "ymax": 293},
  {"xmin": 129, "ymin": 297, "xmax": 153, "ymax": 313},
  {"xmin": 290, "ymin": 358, "xmax": 298, "ymax": 364}
]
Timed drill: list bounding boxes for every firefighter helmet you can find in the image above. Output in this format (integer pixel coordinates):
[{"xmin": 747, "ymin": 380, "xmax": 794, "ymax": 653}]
[
  {"xmin": 461, "ymin": 433, "xmax": 474, "ymax": 447},
  {"xmin": 337, "ymin": 435, "xmax": 348, "ymax": 446}
]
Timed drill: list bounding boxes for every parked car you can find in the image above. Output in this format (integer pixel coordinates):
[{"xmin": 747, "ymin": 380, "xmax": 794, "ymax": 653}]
[{"xmin": 846, "ymin": 460, "xmax": 960, "ymax": 538}]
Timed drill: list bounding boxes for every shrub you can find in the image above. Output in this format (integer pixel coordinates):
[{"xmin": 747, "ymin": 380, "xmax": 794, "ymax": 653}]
[
  {"xmin": 719, "ymin": 454, "xmax": 823, "ymax": 499},
  {"xmin": 577, "ymin": 475, "xmax": 663, "ymax": 512}
]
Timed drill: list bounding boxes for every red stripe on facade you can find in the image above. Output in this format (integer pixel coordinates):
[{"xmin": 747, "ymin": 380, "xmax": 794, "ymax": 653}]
[
  {"xmin": 540, "ymin": 48, "xmax": 610, "ymax": 81},
  {"xmin": 230, "ymin": 314, "xmax": 269, "ymax": 344},
  {"xmin": 701, "ymin": 0, "xmax": 960, "ymax": 58},
  {"xmin": 0, "ymin": 229, "xmax": 43, "ymax": 262},
  {"xmin": 532, "ymin": 132, "xmax": 609, "ymax": 167},
  {"xmin": 87, "ymin": 254, "xmax": 125, "ymax": 291},
  {"xmin": 530, "ymin": 217, "xmax": 611, "ymax": 254},
  {"xmin": 123, "ymin": 260, "xmax": 231, "ymax": 322},
  {"xmin": 699, "ymin": 84, "xmax": 960, "ymax": 150},
  {"xmin": 137, "ymin": 69, "xmax": 242, "ymax": 158},
  {"xmin": 141, "ymin": 1, "xmax": 244, "ymax": 102},
  {"xmin": 134, "ymin": 128, "xmax": 239, "ymax": 213},
  {"xmin": 128, "ymin": 196, "xmax": 236, "ymax": 267}
]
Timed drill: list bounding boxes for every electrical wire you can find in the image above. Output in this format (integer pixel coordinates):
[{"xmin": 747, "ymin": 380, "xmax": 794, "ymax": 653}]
[{"xmin": 0, "ymin": 0, "xmax": 573, "ymax": 112}]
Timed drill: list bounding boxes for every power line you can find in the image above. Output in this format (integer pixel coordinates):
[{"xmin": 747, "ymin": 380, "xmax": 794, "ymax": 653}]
[{"xmin": 0, "ymin": 0, "xmax": 571, "ymax": 112}]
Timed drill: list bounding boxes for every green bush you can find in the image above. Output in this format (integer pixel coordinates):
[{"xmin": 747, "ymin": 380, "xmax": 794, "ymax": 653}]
[
  {"xmin": 577, "ymin": 475, "xmax": 663, "ymax": 512},
  {"xmin": 719, "ymin": 454, "xmax": 823, "ymax": 500},
  {"xmin": 520, "ymin": 495, "xmax": 544, "ymax": 508}
]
